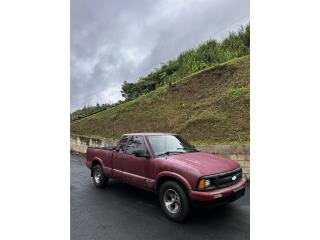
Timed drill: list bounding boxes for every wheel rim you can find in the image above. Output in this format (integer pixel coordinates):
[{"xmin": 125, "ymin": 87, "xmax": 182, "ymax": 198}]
[
  {"xmin": 164, "ymin": 189, "xmax": 181, "ymax": 214},
  {"xmin": 94, "ymin": 168, "xmax": 102, "ymax": 184}
]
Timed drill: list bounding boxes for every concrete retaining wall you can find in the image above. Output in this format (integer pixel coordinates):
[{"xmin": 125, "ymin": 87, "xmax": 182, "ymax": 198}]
[
  {"xmin": 70, "ymin": 134, "xmax": 116, "ymax": 154},
  {"xmin": 70, "ymin": 134, "xmax": 250, "ymax": 179}
]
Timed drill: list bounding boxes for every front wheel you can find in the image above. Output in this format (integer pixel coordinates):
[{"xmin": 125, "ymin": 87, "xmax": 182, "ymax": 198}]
[
  {"xmin": 92, "ymin": 164, "xmax": 108, "ymax": 188},
  {"xmin": 159, "ymin": 181, "xmax": 190, "ymax": 222}
]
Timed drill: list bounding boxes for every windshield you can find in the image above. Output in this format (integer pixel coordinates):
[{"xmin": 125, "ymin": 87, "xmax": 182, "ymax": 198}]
[{"xmin": 146, "ymin": 135, "xmax": 198, "ymax": 157}]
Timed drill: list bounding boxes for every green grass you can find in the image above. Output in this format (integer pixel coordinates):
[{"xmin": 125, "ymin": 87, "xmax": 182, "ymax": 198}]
[
  {"xmin": 71, "ymin": 56, "xmax": 250, "ymax": 144},
  {"xmin": 121, "ymin": 25, "xmax": 250, "ymax": 100}
]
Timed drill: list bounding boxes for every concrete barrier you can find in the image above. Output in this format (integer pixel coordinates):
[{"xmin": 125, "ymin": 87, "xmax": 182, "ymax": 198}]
[
  {"xmin": 70, "ymin": 134, "xmax": 116, "ymax": 154},
  {"xmin": 70, "ymin": 134, "xmax": 250, "ymax": 179}
]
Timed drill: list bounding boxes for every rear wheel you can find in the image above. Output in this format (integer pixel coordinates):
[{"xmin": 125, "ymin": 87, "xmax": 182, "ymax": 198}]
[
  {"xmin": 92, "ymin": 164, "xmax": 108, "ymax": 188},
  {"xmin": 159, "ymin": 181, "xmax": 190, "ymax": 222}
]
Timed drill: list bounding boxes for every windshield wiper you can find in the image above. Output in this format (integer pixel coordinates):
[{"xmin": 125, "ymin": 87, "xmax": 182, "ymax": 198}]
[
  {"xmin": 176, "ymin": 147, "xmax": 199, "ymax": 152},
  {"xmin": 157, "ymin": 151, "xmax": 184, "ymax": 157}
]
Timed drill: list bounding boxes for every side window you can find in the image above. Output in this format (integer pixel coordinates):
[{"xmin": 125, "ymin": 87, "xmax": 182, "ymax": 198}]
[
  {"xmin": 117, "ymin": 136, "xmax": 129, "ymax": 153},
  {"xmin": 126, "ymin": 136, "xmax": 147, "ymax": 155}
]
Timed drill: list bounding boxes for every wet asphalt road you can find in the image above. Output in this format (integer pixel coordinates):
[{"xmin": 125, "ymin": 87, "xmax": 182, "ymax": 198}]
[{"xmin": 71, "ymin": 154, "xmax": 250, "ymax": 240}]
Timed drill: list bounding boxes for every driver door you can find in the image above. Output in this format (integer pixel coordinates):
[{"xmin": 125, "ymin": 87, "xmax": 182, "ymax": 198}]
[{"xmin": 122, "ymin": 135, "xmax": 149, "ymax": 188}]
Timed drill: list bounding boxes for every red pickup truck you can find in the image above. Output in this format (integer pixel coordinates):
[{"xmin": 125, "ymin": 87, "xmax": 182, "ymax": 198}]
[{"xmin": 86, "ymin": 133, "xmax": 246, "ymax": 222}]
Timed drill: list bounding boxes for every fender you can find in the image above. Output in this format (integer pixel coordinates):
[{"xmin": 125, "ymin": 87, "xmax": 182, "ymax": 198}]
[
  {"xmin": 91, "ymin": 157, "xmax": 103, "ymax": 166},
  {"xmin": 89, "ymin": 157, "xmax": 104, "ymax": 176},
  {"xmin": 157, "ymin": 171, "xmax": 193, "ymax": 196}
]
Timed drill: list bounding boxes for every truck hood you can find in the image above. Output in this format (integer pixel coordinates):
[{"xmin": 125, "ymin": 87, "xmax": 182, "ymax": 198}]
[{"xmin": 165, "ymin": 151, "xmax": 240, "ymax": 176}]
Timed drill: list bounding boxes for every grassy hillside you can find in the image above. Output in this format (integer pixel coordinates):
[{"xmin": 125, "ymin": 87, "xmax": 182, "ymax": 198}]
[
  {"xmin": 71, "ymin": 25, "xmax": 249, "ymax": 122},
  {"xmin": 71, "ymin": 55, "xmax": 250, "ymax": 144},
  {"xmin": 121, "ymin": 25, "xmax": 249, "ymax": 100}
]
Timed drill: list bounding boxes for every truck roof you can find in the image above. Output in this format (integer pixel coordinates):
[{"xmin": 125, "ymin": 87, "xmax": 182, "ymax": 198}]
[{"xmin": 123, "ymin": 132, "xmax": 177, "ymax": 136}]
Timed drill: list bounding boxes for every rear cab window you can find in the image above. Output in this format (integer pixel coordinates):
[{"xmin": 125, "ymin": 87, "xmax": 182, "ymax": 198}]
[{"xmin": 117, "ymin": 135, "xmax": 129, "ymax": 153}]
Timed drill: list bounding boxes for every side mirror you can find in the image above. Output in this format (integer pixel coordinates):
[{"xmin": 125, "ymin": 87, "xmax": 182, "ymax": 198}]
[{"xmin": 133, "ymin": 149, "xmax": 149, "ymax": 158}]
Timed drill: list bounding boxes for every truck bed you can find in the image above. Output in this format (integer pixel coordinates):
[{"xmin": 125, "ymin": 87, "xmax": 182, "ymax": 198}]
[{"xmin": 86, "ymin": 147, "xmax": 115, "ymax": 176}]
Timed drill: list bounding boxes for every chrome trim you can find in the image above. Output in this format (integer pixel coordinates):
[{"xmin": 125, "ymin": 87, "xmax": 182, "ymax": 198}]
[{"xmin": 112, "ymin": 169, "xmax": 156, "ymax": 183}]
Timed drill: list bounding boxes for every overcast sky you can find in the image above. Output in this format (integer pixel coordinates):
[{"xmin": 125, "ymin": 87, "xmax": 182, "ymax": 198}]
[{"xmin": 71, "ymin": 0, "xmax": 249, "ymax": 111}]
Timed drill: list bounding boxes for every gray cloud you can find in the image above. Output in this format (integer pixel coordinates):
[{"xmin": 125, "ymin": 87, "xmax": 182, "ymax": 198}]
[{"xmin": 71, "ymin": 0, "xmax": 250, "ymax": 111}]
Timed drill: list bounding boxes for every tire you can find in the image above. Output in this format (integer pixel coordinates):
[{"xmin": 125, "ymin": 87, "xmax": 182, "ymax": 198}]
[
  {"xmin": 159, "ymin": 180, "xmax": 190, "ymax": 222},
  {"xmin": 92, "ymin": 164, "xmax": 108, "ymax": 188}
]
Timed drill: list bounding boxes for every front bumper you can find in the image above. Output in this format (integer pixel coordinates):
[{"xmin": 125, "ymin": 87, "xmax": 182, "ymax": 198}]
[{"xmin": 189, "ymin": 177, "xmax": 246, "ymax": 202}]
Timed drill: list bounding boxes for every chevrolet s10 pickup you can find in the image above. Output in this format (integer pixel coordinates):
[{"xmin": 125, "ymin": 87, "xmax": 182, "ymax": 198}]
[{"xmin": 86, "ymin": 133, "xmax": 246, "ymax": 222}]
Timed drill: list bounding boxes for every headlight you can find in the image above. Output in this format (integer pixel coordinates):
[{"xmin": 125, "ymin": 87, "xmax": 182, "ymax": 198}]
[
  {"xmin": 198, "ymin": 178, "xmax": 212, "ymax": 190},
  {"xmin": 204, "ymin": 179, "xmax": 211, "ymax": 188}
]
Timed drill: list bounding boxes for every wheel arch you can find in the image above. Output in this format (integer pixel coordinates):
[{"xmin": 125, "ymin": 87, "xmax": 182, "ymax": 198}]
[
  {"xmin": 156, "ymin": 172, "xmax": 192, "ymax": 197},
  {"xmin": 90, "ymin": 158, "xmax": 103, "ymax": 177}
]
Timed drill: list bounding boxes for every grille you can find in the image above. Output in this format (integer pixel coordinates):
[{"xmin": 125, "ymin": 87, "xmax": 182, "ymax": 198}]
[{"xmin": 204, "ymin": 168, "xmax": 242, "ymax": 191}]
